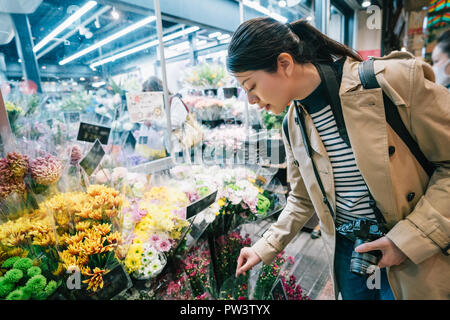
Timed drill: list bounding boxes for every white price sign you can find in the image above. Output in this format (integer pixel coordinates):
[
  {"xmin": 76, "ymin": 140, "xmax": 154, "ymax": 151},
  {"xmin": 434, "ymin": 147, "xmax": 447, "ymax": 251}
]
[{"xmin": 126, "ymin": 92, "xmax": 164, "ymax": 123}]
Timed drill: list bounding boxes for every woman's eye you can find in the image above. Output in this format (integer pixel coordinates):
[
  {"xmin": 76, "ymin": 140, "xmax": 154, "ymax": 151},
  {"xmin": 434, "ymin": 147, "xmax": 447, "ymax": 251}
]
[{"xmin": 249, "ymin": 85, "xmax": 255, "ymax": 93}]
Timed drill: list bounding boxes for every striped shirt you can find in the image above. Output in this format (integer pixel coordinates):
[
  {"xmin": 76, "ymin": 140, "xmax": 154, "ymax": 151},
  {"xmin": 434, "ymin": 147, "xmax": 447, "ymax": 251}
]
[
  {"xmin": 309, "ymin": 105, "xmax": 377, "ymax": 225},
  {"xmin": 299, "ymin": 72, "xmax": 377, "ymax": 226}
]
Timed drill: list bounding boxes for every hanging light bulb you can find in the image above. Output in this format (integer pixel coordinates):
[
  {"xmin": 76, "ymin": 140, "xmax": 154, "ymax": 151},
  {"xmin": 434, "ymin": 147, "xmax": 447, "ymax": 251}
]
[
  {"xmin": 111, "ymin": 7, "xmax": 120, "ymax": 20},
  {"xmin": 362, "ymin": 1, "xmax": 371, "ymax": 8}
]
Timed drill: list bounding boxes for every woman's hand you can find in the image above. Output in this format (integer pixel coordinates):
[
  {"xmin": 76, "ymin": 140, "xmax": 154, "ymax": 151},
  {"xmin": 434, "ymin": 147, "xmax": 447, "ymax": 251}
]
[
  {"xmin": 236, "ymin": 247, "xmax": 262, "ymax": 277},
  {"xmin": 354, "ymin": 236, "xmax": 408, "ymax": 268}
]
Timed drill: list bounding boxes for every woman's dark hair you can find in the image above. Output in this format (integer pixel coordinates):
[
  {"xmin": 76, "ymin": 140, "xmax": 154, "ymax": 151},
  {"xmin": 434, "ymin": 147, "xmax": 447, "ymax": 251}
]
[
  {"xmin": 437, "ymin": 29, "xmax": 450, "ymax": 57},
  {"xmin": 227, "ymin": 17, "xmax": 362, "ymax": 73},
  {"xmin": 142, "ymin": 76, "xmax": 163, "ymax": 92}
]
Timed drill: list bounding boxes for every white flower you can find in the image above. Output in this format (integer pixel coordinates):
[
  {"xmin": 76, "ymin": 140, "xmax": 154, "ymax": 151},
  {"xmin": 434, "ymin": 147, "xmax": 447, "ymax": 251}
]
[
  {"xmin": 123, "ymin": 122, "xmax": 134, "ymax": 131},
  {"xmin": 94, "ymin": 169, "xmax": 111, "ymax": 184}
]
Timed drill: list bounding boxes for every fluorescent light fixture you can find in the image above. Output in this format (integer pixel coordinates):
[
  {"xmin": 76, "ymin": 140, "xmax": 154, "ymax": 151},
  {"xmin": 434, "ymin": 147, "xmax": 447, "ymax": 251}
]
[
  {"xmin": 278, "ymin": 1, "xmax": 287, "ymax": 8},
  {"xmin": 166, "ymin": 41, "xmax": 190, "ymax": 51},
  {"xmin": 92, "ymin": 81, "xmax": 106, "ymax": 88},
  {"xmin": 80, "ymin": 77, "xmax": 86, "ymax": 81},
  {"xmin": 59, "ymin": 15, "xmax": 157, "ymax": 65},
  {"xmin": 362, "ymin": 1, "xmax": 371, "ymax": 8},
  {"xmin": 243, "ymin": 0, "xmax": 288, "ymax": 23},
  {"xmin": 18, "ymin": 59, "xmax": 22, "ymax": 63},
  {"xmin": 208, "ymin": 32, "xmax": 222, "ymax": 38},
  {"xmin": 41, "ymin": 65, "xmax": 47, "ymax": 69},
  {"xmin": 90, "ymin": 26, "xmax": 199, "ymax": 68},
  {"xmin": 196, "ymin": 40, "xmax": 207, "ymax": 47},
  {"xmin": 34, "ymin": 1, "xmax": 97, "ymax": 53},
  {"xmin": 217, "ymin": 34, "xmax": 230, "ymax": 41},
  {"xmin": 306, "ymin": 16, "xmax": 313, "ymax": 21}
]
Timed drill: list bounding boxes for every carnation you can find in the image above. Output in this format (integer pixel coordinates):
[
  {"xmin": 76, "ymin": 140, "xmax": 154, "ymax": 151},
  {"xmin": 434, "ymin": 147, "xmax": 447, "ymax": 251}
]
[{"xmin": 29, "ymin": 154, "xmax": 63, "ymax": 185}]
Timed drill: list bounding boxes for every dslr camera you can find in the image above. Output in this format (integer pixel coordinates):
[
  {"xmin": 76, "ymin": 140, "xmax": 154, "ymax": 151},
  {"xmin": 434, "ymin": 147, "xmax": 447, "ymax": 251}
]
[{"xmin": 336, "ymin": 218, "xmax": 386, "ymax": 275}]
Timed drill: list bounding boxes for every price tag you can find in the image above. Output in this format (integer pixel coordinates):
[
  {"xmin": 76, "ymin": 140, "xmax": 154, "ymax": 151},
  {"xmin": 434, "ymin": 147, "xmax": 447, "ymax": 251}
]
[
  {"xmin": 186, "ymin": 190, "xmax": 218, "ymax": 219},
  {"xmin": 125, "ymin": 92, "xmax": 164, "ymax": 123},
  {"xmin": 77, "ymin": 122, "xmax": 111, "ymax": 145},
  {"xmin": 271, "ymin": 279, "xmax": 287, "ymax": 300},
  {"xmin": 123, "ymin": 131, "xmax": 137, "ymax": 150},
  {"xmin": 128, "ymin": 156, "xmax": 174, "ymax": 174},
  {"xmin": 79, "ymin": 139, "xmax": 106, "ymax": 176},
  {"xmin": 64, "ymin": 111, "xmax": 80, "ymax": 123}
]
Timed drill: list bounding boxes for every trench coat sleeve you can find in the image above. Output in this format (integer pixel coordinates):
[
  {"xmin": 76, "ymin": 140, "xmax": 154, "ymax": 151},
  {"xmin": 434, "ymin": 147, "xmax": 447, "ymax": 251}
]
[
  {"xmin": 386, "ymin": 58, "xmax": 450, "ymax": 265},
  {"xmin": 252, "ymin": 117, "xmax": 316, "ymax": 265}
]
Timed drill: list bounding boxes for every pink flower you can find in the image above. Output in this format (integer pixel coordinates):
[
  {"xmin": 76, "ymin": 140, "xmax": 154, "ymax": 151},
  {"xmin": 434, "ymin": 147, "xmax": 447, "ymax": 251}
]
[
  {"xmin": 158, "ymin": 239, "xmax": 171, "ymax": 252},
  {"xmin": 29, "ymin": 154, "xmax": 63, "ymax": 185},
  {"xmin": 150, "ymin": 234, "xmax": 160, "ymax": 243}
]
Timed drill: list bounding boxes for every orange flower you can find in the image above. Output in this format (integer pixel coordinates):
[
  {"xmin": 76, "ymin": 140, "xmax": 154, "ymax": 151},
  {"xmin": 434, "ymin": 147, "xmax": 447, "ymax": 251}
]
[
  {"xmin": 106, "ymin": 232, "xmax": 121, "ymax": 245},
  {"xmin": 82, "ymin": 267, "xmax": 109, "ymax": 292},
  {"xmin": 94, "ymin": 223, "xmax": 111, "ymax": 236}
]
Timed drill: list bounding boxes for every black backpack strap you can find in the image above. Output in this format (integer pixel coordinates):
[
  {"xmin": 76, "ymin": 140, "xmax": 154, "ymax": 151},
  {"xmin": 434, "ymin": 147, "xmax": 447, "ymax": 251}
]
[
  {"xmin": 282, "ymin": 114, "xmax": 291, "ymax": 148},
  {"xmin": 358, "ymin": 59, "xmax": 436, "ymax": 177}
]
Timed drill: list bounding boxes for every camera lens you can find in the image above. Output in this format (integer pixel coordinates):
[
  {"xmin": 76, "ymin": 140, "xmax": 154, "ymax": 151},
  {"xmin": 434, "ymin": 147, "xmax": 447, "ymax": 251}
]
[{"xmin": 350, "ymin": 251, "xmax": 379, "ymax": 275}]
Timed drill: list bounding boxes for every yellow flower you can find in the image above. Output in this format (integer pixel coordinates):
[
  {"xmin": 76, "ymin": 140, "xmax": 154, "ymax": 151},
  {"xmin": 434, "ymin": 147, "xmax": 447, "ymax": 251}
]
[
  {"xmin": 94, "ymin": 223, "xmax": 111, "ymax": 236},
  {"xmin": 217, "ymin": 198, "xmax": 226, "ymax": 207}
]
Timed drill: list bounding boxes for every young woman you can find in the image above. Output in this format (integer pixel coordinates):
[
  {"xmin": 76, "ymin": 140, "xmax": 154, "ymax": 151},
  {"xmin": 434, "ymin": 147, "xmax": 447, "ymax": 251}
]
[{"xmin": 229, "ymin": 17, "xmax": 450, "ymax": 300}]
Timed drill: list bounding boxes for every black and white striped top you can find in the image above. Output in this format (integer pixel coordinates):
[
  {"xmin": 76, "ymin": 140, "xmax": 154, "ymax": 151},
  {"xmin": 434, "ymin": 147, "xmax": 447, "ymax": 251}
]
[
  {"xmin": 298, "ymin": 66, "xmax": 377, "ymax": 226},
  {"xmin": 309, "ymin": 105, "xmax": 377, "ymax": 226}
]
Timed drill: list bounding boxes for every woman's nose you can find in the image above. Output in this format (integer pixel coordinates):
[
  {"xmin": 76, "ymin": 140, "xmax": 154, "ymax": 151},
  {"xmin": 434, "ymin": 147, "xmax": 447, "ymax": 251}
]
[{"xmin": 247, "ymin": 92, "xmax": 259, "ymax": 105}]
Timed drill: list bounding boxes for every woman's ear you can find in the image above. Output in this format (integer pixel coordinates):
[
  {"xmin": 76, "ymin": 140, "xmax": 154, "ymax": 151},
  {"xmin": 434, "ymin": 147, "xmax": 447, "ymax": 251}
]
[{"xmin": 277, "ymin": 52, "xmax": 294, "ymax": 78}]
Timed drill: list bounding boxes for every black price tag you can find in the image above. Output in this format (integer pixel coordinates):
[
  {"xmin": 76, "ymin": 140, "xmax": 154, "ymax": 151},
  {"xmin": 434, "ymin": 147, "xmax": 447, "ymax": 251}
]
[
  {"xmin": 77, "ymin": 122, "xmax": 111, "ymax": 145},
  {"xmin": 271, "ymin": 279, "xmax": 288, "ymax": 300},
  {"xmin": 186, "ymin": 190, "xmax": 218, "ymax": 219},
  {"xmin": 123, "ymin": 131, "xmax": 137, "ymax": 150},
  {"xmin": 79, "ymin": 139, "xmax": 106, "ymax": 176},
  {"xmin": 64, "ymin": 111, "xmax": 80, "ymax": 123}
]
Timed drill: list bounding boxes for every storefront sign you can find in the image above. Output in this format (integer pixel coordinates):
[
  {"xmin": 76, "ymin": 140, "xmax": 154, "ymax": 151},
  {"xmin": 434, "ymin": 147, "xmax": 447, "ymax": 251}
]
[
  {"xmin": 77, "ymin": 122, "xmax": 111, "ymax": 145},
  {"xmin": 126, "ymin": 92, "xmax": 164, "ymax": 123}
]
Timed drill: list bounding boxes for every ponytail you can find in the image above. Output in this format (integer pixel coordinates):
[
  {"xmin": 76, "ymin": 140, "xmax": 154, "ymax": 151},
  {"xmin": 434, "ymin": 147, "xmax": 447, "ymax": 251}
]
[{"xmin": 227, "ymin": 17, "xmax": 362, "ymax": 74}]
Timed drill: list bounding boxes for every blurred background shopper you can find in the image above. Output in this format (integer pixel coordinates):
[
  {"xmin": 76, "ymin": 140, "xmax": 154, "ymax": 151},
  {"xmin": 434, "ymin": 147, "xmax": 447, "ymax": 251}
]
[{"xmin": 432, "ymin": 29, "xmax": 450, "ymax": 90}]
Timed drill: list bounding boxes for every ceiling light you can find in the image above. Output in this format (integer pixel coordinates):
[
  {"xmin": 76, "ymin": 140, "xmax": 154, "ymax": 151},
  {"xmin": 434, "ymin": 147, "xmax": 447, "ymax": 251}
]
[
  {"xmin": 242, "ymin": 0, "xmax": 288, "ymax": 23},
  {"xmin": 80, "ymin": 77, "xmax": 86, "ymax": 81},
  {"xmin": 89, "ymin": 26, "xmax": 199, "ymax": 68},
  {"xmin": 217, "ymin": 34, "xmax": 230, "ymax": 41},
  {"xmin": 41, "ymin": 65, "xmax": 46, "ymax": 69},
  {"xmin": 166, "ymin": 41, "xmax": 190, "ymax": 51},
  {"xmin": 208, "ymin": 32, "xmax": 222, "ymax": 38},
  {"xmin": 94, "ymin": 17, "xmax": 100, "ymax": 28},
  {"xmin": 362, "ymin": 1, "xmax": 371, "ymax": 8},
  {"xmin": 59, "ymin": 15, "xmax": 157, "ymax": 65},
  {"xmin": 34, "ymin": 1, "xmax": 97, "ymax": 53},
  {"xmin": 306, "ymin": 16, "xmax": 313, "ymax": 21},
  {"xmin": 278, "ymin": 1, "xmax": 287, "ymax": 8},
  {"xmin": 111, "ymin": 7, "xmax": 120, "ymax": 20}
]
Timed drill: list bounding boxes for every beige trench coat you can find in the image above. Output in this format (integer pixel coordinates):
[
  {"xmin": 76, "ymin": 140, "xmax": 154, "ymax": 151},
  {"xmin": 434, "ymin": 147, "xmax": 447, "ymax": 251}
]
[{"xmin": 252, "ymin": 51, "xmax": 450, "ymax": 300}]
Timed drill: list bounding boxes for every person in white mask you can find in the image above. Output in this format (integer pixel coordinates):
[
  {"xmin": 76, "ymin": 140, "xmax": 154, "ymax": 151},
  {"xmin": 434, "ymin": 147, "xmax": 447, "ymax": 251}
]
[{"xmin": 432, "ymin": 29, "xmax": 450, "ymax": 90}]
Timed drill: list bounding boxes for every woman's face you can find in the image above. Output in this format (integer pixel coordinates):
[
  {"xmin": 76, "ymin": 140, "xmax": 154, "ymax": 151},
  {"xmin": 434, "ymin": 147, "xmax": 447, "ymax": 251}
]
[{"xmin": 232, "ymin": 54, "xmax": 320, "ymax": 115}]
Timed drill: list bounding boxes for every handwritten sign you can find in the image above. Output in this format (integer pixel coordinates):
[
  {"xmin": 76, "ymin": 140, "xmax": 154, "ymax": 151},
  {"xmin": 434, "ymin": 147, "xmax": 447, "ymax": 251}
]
[
  {"xmin": 79, "ymin": 139, "xmax": 106, "ymax": 176},
  {"xmin": 77, "ymin": 122, "xmax": 111, "ymax": 145},
  {"xmin": 125, "ymin": 92, "xmax": 164, "ymax": 123},
  {"xmin": 186, "ymin": 190, "xmax": 218, "ymax": 219}
]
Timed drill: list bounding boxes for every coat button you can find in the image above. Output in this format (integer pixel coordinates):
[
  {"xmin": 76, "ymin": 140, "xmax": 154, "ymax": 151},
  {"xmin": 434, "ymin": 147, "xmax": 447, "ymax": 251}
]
[
  {"xmin": 407, "ymin": 192, "xmax": 415, "ymax": 202},
  {"xmin": 293, "ymin": 160, "xmax": 299, "ymax": 167},
  {"xmin": 388, "ymin": 146, "xmax": 396, "ymax": 156}
]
